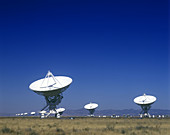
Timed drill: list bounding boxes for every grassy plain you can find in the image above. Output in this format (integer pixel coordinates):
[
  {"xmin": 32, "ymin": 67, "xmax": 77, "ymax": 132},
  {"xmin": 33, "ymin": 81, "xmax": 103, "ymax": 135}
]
[{"xmin": 0, "ymin": 117, "xmax": 170, "ymax": 135}]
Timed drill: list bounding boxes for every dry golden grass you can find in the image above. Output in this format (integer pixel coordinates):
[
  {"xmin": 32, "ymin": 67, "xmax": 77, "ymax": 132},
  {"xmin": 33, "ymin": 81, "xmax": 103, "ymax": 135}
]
[{"xmin": 0, "ymin": 117, "xmax": 170, "ymax": 135}]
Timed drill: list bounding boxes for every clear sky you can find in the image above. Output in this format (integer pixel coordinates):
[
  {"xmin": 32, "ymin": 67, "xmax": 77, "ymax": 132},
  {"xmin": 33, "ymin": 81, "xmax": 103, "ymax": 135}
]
[{"xmin": 0, "ymin": 0, "xmax": 169, "ymax": 113}]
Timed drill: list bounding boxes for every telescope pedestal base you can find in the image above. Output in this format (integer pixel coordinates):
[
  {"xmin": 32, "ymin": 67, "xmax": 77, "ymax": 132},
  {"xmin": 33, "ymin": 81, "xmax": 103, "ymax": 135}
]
[
  {"xmin": 40, "ymin": 94, "xmax": 63, "ymax": 118},
  {"xmin": 140, "ymin": 105, "xmax": 151, "ymax": 118}
]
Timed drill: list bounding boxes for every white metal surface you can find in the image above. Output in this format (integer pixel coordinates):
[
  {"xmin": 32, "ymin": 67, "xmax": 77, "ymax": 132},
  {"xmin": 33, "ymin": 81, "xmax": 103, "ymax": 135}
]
[
  {"xmin": 56, "ymin": 108, "xmax": 65, "ymax": 113},
  {"xmin": 30, "ymin": 112, "xmax": 36, "ymax": 115},
  {"xmin": 84, "ymin": 103, "xmax": 98, "ymax": 110},
  {"xmin": 50, "ymin": 110, "xmax": 57, "ymax": 114},
  {"xmin": 29, "ymin": 71, "xmax": 72, "ymax": 118},
  {"xmin": 24, "ymin": 113, "xmax": 28, "ymax": 115},
  {"xmin": 134, "ymin": 93, "xmax": 156, "ymax": 105},
  {"xmin": 29, "ymin": 71, "xmax": 72, "ymax": 96},
  {"xmin": 39, "ymin": 110, "xmax": 46, "ymax": 114}
]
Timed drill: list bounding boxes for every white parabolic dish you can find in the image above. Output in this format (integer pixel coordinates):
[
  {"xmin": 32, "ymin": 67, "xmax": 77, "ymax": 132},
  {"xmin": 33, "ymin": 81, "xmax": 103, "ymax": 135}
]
[
  {"xmin": 84, "ymin": 103, "xmax": 98, "ymax": 110},
  {"xmin": 29, "ymin": 72, "xmax": 72, "ymax": 96},
  {"xmin": 56, "ymin": 108, "xmax": 65, "ymax": 113},
  {"xmin": 134, "ymin": 94, "xmax": 156, "ymax": 105}
]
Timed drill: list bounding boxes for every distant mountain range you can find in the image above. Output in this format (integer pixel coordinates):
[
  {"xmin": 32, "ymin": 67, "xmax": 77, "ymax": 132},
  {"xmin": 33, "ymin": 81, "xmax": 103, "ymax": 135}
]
[
  {"xmin": 63, "ymin": 109, "xmax": 170, "ymax": 116},
  {"xmin": 1, "ymin": 109, "xmax": 170, "ymax": 117}
]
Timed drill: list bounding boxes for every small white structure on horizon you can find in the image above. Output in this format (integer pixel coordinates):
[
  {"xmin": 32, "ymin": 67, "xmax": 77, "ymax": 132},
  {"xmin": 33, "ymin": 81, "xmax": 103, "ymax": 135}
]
[
  {"xmin": 30, "ymin": 112, "xmax": 36, "ymax": 115},
  {"xmin": 24, "ymin": 113, "xmax": 28, "ymax": 116}
]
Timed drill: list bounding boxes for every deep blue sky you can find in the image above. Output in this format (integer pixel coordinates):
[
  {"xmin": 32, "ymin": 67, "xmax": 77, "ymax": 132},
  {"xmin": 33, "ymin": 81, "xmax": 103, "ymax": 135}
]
[{"xmin": 0, "ymin": 0, "xmax": 169, "ymax": 113}]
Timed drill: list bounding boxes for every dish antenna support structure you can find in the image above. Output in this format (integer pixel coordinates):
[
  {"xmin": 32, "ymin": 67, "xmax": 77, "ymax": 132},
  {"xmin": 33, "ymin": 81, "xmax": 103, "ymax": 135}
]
[
  {"xmin": 29, "ymin": 71, "xmax": 72, "ymax": 118},
  {"xmin": 134, "ymin": 93, "xmax": 157, "ymax": 117},
  {"xmin": 84, "ymin": 103, "xmax": 98, "ymax": 117}
]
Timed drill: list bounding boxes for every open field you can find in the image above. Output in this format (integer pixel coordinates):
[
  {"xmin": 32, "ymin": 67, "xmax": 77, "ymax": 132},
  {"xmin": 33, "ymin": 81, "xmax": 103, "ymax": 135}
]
[{"xmin": 0, "ymin": 117, "xmax": 170, "ymax": 135}]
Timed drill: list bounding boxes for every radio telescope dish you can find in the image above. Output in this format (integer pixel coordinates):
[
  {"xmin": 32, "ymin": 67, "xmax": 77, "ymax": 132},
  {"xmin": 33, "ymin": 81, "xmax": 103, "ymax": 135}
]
[
  {"xmin": 24, "ymin": 113, "xmax": 27, "ymax": 115},
  {"xmin": 56, "ymin": 108, "xmax": 65, "ymax": 118},
  {"xmin": 29, "ymin": 71, "xmax": 72, "ymax": 118},
  {"xmin": 39, "ymin": 110, "xmax": 46, "ymax": 114},
  {"xmin": 84, "ymin": 103, "xmax": 98, "ymax": 116},
  {"xmin": 56, "ymin": 108, "xmax": 65, "ymax": 114},
  {"xmin": 30, "ymin": 112, "xmax": 36, "ymax": 115},
  {"xmin": 134, "ymin": 93, "xmax": 157, "ymax": 117},
  {"xmin": 29, "ymin": 71, "xmax": 72, "ymax": 97}
]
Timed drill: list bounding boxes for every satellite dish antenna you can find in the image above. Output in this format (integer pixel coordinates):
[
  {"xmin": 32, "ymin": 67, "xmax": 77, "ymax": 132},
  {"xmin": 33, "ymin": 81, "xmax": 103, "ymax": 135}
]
[
  {"xmin": 39, "ymin": 110, "xmax": 46, "ymax": 114},
  {"xmin": 24, "ymin": 113, "xmax": 28, "ymax": 116},
  {"xmin": 84, "ymin": 103, "xmax": 98, "ymax": 116},
  {"xmin": 30, "ymin": 112, "xmax": 36, "ymax": 115},
  {"xmin": 56, "ymin": 108, "xmax": 65, "ymax": 118},
  {"xmin": 134, "ymin": 93, "xmax": 157, "ymax": 117},
  {"xmin": 29, "ymin": 71, "xmax": 72, "ymax": 118}
]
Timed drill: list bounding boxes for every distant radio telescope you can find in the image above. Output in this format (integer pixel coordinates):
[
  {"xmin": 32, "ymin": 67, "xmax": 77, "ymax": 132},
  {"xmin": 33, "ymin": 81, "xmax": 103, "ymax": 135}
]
[
  {"xmin": 56, "ymin": 108, "xmax": 65, "ymax": 118},
  {"xmin": 134, "ymin": 93, "xmax": 156, "ymax": 117},
  {"xmin": 24, "ymin": 113, "xmax": 28, "ymax": 116},
  {"xmin": 29, "ymin": 71, "xmax": 72, "ymax": 118},
  {"xmin": 30, "ymin": 112, "xmax": 36, "ymax": 115},
  {"xmin": 84, "ymin": 103, "xmax": 98, "ymax": 116}
]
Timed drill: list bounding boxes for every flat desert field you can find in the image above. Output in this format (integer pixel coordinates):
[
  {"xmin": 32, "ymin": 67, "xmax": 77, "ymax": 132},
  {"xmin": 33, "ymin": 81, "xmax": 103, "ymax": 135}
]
[{"xmin": 0, "ymin": 117, "xmax": 170, "ymax": 135}]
